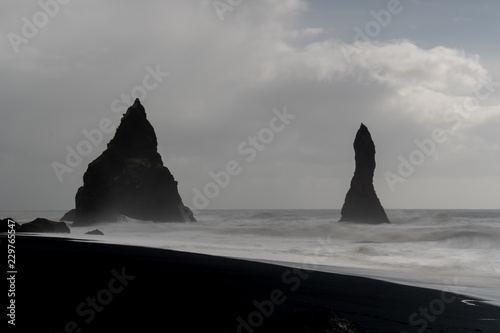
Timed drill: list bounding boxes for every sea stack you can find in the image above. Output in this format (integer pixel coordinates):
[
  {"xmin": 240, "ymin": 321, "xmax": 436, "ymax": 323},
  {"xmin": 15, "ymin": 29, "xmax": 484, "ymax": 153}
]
[
  {"xmin": 339, "ymin": 124, "xmax": 390, "ymax": 224},
  {"xmin": 73, "ymin": 99, "xmax": 195, "ymax": 226}
]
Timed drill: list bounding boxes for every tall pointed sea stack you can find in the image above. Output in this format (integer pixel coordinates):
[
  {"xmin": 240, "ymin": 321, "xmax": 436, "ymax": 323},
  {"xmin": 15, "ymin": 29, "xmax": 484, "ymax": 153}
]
[
  {"xmin": 73, "ymin": 99, "xmax": 195, "ymax": 226},
  {"xmin": 339, "ymin": 124, "xmax": 390, "ymax": 224}
]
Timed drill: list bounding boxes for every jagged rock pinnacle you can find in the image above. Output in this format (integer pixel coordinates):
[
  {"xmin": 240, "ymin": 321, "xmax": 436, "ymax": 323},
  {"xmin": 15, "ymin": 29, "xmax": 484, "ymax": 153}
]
[
  {"xmin": 73, "ymin": 101, "xmax": 195, "ymax": 225},
  {"xmin": 339, "ymin": 124, "xmax": 390, "ymax": 224}
]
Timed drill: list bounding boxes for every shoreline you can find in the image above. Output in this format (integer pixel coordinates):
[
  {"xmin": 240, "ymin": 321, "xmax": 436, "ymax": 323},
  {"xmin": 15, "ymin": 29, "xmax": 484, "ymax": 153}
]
[
  {"xmin": 253, "ymin": 259, "xmax": 500, "ymax": 308},
  {"xmin": 4, "ymin": 234, "xmax": 499, "ymax": 332},
  {"xmin": 13, "ymin": 226, "xmax": 500, "ymax": 308}
]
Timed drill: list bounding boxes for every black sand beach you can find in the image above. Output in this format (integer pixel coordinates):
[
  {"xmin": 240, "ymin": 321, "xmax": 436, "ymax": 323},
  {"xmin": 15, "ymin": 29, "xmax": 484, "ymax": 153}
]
[{"xmin": 5, "ymin": 234, "xmax": 499, "ymax": 332}]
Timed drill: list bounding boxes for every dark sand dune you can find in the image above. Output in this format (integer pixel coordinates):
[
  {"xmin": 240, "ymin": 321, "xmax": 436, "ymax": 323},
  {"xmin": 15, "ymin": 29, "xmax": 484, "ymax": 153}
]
[{"xmin": 8, "ymin": 235, "xmax": 499, "ymax": 332}]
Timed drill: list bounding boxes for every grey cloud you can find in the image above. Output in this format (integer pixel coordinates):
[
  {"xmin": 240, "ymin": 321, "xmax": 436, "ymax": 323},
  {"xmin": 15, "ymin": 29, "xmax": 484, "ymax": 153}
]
[{"xmin": 0, "ymin": 0, "xmax": 499, "ymax": 210}]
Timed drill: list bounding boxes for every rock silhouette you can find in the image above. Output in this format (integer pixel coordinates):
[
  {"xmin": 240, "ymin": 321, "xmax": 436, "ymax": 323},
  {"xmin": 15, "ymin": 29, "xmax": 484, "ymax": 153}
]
[
  {"xmin": 73, "ymin": 99, "xmax": 195, "ymax": 226},
  {"xmin": 339, "ymin": 124, "xmax": 390, "ymax": 224},
  {"xmin": 2, "ymin": 217, "xmax": 70, "ymax": 233},
  {"xmin": 1, "ymin": 218, "xmax": 20, "ymax": 232},
  {"xmin": 59, "ymin": 209, "xmax": 75, "ymax": 221},
  {"xmin": 85, "ymin": 229, "xmax": 104, "ymax": 235},
  {"xmin": 19, "ymin": 218, "xmax": 70, "ymax": 233}
]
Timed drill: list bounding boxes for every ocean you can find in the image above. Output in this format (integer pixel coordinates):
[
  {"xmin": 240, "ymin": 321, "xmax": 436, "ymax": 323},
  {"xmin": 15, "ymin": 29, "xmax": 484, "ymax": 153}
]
[{"xmin": 4, "ymin": 209, "xmax": 500, "ymax": 306}]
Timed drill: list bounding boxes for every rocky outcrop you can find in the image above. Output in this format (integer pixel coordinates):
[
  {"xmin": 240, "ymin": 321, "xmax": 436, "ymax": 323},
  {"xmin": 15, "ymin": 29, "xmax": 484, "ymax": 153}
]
[
  {"xmin": 85, "ymin": 229, "xmax": 104, "ymax": 235},
  {"xmin": 60, "ymin": 209, "xmax": 75, "ymax": 221},
  {"xmin": 2, "ymin": 217, "xmax": 69, "ymax": 233},
  {"xmin": 18, "ymin": 218, "xmax": 70, "ymax": 233},
  {"xmin": 1, "ymin": 218, "xmax": 20, "ymax": 232},
  {"xmin": 73, "ymin": 99, "xmax": 195, "ymax": 226},
  {"xmin": 339, "ymin": 124, "xmax": 390, "ymax": 224}
]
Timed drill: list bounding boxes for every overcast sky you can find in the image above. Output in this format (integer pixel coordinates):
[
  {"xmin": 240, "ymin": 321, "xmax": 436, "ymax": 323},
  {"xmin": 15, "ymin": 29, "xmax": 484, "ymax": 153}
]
[{"xmin": 1, "ymin": 0, "xmax": 500, "ymax": 211}]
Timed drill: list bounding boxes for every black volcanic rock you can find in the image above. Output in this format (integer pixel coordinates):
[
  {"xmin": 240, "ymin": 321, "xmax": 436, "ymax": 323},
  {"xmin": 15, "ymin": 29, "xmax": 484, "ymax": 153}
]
[
  {"xmin": 85, "ymin": 229, "xmax": 104, "ymax": 235},
  {"xmin": 1, "ymin": 218, "xmax": 20, "ymax": 232},
  {"xmin": 73, "ymin": 99, "xmax": 195, "ymax": 226},
  {"xmin": 19, "ymin": 218, "xmax": 70, "ymax": 233},
  {"xmin": 60, "ymin": 209, "xmax": 75, "ymax": 221},
  {"xmin": 339, "ymin": 124, "xmax": 390, "ymax": 224}
]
